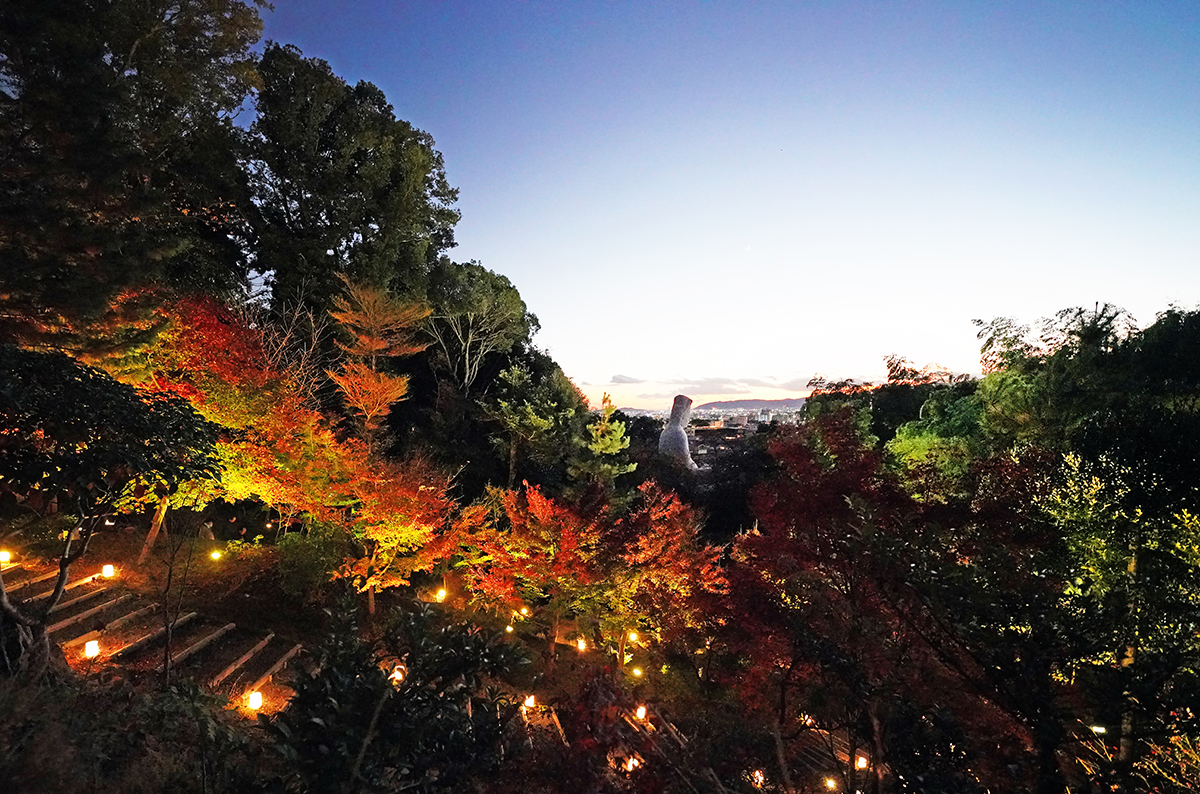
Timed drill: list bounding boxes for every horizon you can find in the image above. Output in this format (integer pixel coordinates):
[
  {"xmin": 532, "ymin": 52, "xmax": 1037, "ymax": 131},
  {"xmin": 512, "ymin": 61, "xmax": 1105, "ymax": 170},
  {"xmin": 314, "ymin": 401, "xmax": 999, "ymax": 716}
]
[{"xmin": 263, "ymin": 1, "xmax": 1200, "ymax": 410}]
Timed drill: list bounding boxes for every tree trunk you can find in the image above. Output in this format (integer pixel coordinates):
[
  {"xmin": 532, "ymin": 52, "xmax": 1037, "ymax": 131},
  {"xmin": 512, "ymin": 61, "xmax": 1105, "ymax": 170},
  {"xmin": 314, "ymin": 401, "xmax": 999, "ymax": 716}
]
[
  {"xmin": 1117, "ymin": 543, "xmax": 1140, "ymax": 786},
  {"xmin": 507, "ymin": 439, "xmax": 519, "ymax": 490},
  {"xmin": 772, "ymin": 721, "xmax": 795, "ymax": 794},
  {"xmin": 138, "ymin": 497, "xmax": 170, "ymax": 566},
  {"xmin": 367, "ymin": 584, "xmax": 376, "ymax": 615}
]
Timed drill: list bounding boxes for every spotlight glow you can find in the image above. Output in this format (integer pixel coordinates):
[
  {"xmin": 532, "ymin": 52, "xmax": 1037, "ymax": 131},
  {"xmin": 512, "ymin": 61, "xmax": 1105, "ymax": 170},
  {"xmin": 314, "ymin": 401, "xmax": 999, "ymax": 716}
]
[
  {"xmin": 210, "ymin": 550, "xmax": 222, "ymax": 560},
  {"xmin": 84, "ymin": 640, "xmax": 100, "ymax": 658},
  {"xmin": 248, "ymin": 691, "xmax": 263, "ymax": 710},
  {"xmin": 0, "ymin": 551, "xmax": 10, "ymax": 564},
  {"xmin": 102, "ymin": 564, "xmax": 115, "ymax": 578}
]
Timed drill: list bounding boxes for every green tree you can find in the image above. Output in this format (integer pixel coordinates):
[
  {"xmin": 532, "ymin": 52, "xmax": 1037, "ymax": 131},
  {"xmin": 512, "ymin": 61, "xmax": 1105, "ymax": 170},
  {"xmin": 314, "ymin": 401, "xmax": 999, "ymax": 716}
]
[
  {"xmin": 0, "ymin": 345, "xmax": 221, "ymax": 679},
  {"xmin": 566, "ymin": 393, "xmax": 636, "ymax": 501},
  {"xmin": 424, "ymin": 259, "xmax": 539, "ymax": 395},
  {"xmin": 0, "ymin": 0, "xmax": 265, "ymax": 350},
  {"xmin": 486, "ymin": 365, "xmax": 580, "ymax": 490},
  {"xmin": 250, "ymin": 44, "xmax": 459, "ymax": 314}
]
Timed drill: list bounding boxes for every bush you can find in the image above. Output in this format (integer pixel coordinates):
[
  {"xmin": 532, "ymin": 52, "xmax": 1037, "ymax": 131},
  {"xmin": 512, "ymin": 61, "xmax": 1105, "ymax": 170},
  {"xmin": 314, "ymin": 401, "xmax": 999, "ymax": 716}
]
[{"xmin": 276, "ymin": 524, "xmax": 352, "ymax": 603}]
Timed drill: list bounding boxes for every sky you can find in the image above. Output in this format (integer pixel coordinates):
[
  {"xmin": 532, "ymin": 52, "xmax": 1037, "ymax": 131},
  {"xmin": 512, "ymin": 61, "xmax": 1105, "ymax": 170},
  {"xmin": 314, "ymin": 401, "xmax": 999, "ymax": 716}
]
[{"xmin": 261, "ymin": 1, "xmax": 1200, "ymax": 409}]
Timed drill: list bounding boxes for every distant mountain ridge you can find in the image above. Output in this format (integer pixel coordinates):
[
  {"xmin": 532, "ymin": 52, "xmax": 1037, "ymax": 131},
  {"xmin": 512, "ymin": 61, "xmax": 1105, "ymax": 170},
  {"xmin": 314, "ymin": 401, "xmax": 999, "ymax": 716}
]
[{"xmin": 695, "ymin": 398, "xmax": 807, "ymax": 410}]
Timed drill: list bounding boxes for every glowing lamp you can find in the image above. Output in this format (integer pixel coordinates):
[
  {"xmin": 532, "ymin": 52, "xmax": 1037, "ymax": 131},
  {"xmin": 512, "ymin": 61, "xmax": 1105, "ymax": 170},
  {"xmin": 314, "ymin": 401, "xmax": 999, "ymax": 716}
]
[
  {"xmin": 104, "ymin": 518, "xmax": 115, "ymax": 526},
  {"xmin": 102, "ymin": 564, "xmax": 115, "ymax": 578},
  {"xmin": 635, "ymin": 705, "xmax": 647, "ymax": 720},
  {"xmin": 84, "ymin": 640, "xmax": 100, "ymax": 658},
  {"xmin": 519, "ymin": 606, "xmax": 529, "ymax": 616},
  {"xmin": 625, "ymin": 757, "xmax": 640, "ymax": 772},
  {"xmin": 856, "ymin": 756, "xmax": 868, "ymax": 769},
  {"xmin": 390, "ymin": 664, "xmax": 406, "ymax": 683},
  {"xmin": 435, "ymin": 588, "xmax": 447, "ymax": 603},
  {"xmin": 210, "ymin": 550, "xmax": 222, "ymax": 560},
  {"xmin": 1091, "ymin": 725, "xmax": 1107, "ymax": 734},
  {"xmin": 628, "ymin": 630, "xmax": 638, "ymax": 642},
  {"xmin": 247, "ymin": 691, "xmax": 263, "ymax": 710},
  {"xmin": 0, "ymin": 550, "xmax": 10, "ymax": 564},
  {"xmin": 505, "ymin": 625, "xmax": 514, "ymax": 633},
  {"xmin": 523, "ymin": 694, "xmax": 536, "ymax": 708},
  {"xmin": 631, "ymin": 667, "xmax": 643, "ymax": 677},
  {"xmin": 750, "ymin": 769, "xmax": 765, "ymax": 788},
  {"xmin": 576, "ymin": 638, "xmax": 587, "ymax": 651},
  {"xmin": 825, "ymin": 777, "xmax": 837, "ymax": 790}
]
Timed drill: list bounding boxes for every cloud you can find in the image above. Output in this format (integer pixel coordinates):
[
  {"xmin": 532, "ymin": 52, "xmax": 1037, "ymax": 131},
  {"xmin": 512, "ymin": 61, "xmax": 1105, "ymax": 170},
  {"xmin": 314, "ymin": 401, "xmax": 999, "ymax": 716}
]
[
  {"xmin": 610, "ymin": 374, "xmax": 645, "ymax": 384},
  {"xmin": 668, "ymin": 377, "xmax": 752, "ymax": 395},
  {"xmin": 778, "ymin": 377, "xmax": 816, "ymax": 391}
]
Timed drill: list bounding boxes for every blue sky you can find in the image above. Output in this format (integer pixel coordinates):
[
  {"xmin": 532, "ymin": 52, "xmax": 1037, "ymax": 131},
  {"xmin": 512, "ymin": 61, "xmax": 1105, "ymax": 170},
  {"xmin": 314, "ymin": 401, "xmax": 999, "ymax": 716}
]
[{"xmin": 262, "ymin": 1, "xmax": 1200, "ymax": 409}]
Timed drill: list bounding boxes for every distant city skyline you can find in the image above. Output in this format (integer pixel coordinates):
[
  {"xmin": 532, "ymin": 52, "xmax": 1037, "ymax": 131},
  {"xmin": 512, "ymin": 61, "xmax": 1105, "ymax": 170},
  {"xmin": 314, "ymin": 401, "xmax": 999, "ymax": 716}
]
[{"xmin": 263, "ymin": 1, "xmax": 1200, "ymax": 409}]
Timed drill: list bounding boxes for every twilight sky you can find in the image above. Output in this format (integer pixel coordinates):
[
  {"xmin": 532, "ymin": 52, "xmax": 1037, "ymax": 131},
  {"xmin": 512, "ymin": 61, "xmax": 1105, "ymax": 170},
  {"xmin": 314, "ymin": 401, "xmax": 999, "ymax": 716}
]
[{"xmin": 262, "ymin": 1, "xmax": 1200, "ymax": 410}]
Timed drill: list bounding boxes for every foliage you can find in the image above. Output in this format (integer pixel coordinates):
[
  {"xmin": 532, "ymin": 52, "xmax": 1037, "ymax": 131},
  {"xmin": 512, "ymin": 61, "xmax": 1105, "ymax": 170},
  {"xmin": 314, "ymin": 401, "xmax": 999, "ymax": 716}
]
[
  {"xmin": 486, "ymin": 363, "xmax": 586, "ymax": 491},
  {"xmin": 0, "ymin": 344, "xmax": 222, "ymax": 503},
  {"xmin": 250, "ymin": 43, "xmax": 459, "ymax": 314},
  {"xmin": 0, "ymin": 676, "xmax": 256, "ymax": 794},
  {"xmin": 327, "ymin": 275, "xmax": 429, "ymax": 436},
  {"xmin": 277, "ymin": 524, "xmax": 353, "ymax": 603},
  {"xmin": 425, "ymin": 259, "xmax": 540, "ymax": 394},
  {"xmin": 566, "ymin": 393, "xmax": 637, "ymax": 502},
  {"xmin": 260, "ymin": 600, "xmax": 521, "ymax": 793},
  {"xmin": 0, "ymin": 0, "xmax": 265, "ymax": 349}
]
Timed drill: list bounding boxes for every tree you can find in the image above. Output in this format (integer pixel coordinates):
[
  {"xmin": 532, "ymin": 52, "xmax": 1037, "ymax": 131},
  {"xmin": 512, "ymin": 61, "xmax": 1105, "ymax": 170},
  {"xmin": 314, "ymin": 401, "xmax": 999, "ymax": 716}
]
[
  {"xmin": 566, "ymin": 393, "xmax": 636, "ymax": 500},
  {"xmin": 424, "ymin": 260, "xmax": 539, "ymax": 395},
  {"xmin": 0, "ymin": 0, "xmax": 265, "ymax": 349},
  {"xmin": 249, "ymin": 43, "xmax": 459, "ymax": 314},
  {"xmin": 486, "ymin": 365, "xmax": 581, "ymax": 490},
  {"xmin": 0, "ymin": 344, "xmax": 220, "ymax": 679},
  {"xmin": 327, "ymin": 275, "xmax": 430, "ymax": 440},
  {"xmin": 260, "ymin": 601, "xmax": 522, "ymax": 794}
]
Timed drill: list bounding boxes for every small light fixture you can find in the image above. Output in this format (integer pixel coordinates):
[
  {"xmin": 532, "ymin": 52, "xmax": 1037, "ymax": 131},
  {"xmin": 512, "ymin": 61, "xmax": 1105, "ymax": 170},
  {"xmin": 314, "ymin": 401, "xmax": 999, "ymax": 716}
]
[
  {"xmin": 856, "ymin": 755, "xmax": 868, "ymax": 769},
  {"xmin": 84, "ymin": 640, "xmax": 100, "ymax": 658},
  {"xmin": 210, "ymin": 550, "xmax": 222, "ymax": 560},
  {"xmin": 631, "ymin": 667, "xmax": 643, "ymax": 677},
  {"xmin": 635, "ymin": 705, "xmax": 647, "ymax": 720},
  {"xmin": 248, "ymin": 691, "xmax": 263, "ymax": 710},
  {"xmin": 1091, "ymin": 725, "xmax": 1107, "ymax": 734},
  {"xmin": 435, "ymin": 588, "xmax": 447, "ymax": 603},
  {"xmin": 825, "ymin": 777, "xmax": 837, "ymax": 790},
  {"xmin": 505, "ymin": 625, "xmax": 514, "ymax": 633},
  {"xmin": 750, "ymin": 769, "xmax": 765, "ymax": 788},
  {"xmin": 519, "ymin": 606, "xmax": 529, "ymax": 616},
  {"xmin": 628, "ymin": 630, "xmax": 638, "ymax": 642},
  {"xmin": 576, "ymin": 638, "xmax": 587, "ymax": 651},
  {"xmin": 625, "ymin": 757, "xmax": 641, "ymax": 772},
  {"xmin": 390, "ymin": 664, "xmax": 406, "ymax": 683},
  {"xmin": 523, "ymin": 694, "xmax": 536, "ymax": 708},
  {"xmin": 0, "ymin": 550, "xmax": 10, "ymax": 564},
  {"xmin": 104, "ymin": 518, "xmax": 115, "ymax": 526},
  {"xmin": 102, "ymin": 564, "xmax": 115, "ymax": 578},
  {"xmin": 265, "ymin": 522, "xmax": 273, "ymax": 528}
]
